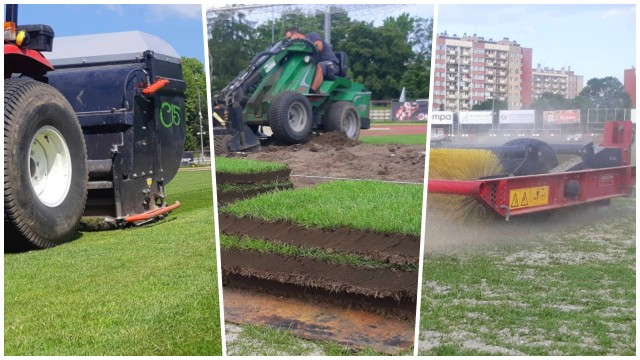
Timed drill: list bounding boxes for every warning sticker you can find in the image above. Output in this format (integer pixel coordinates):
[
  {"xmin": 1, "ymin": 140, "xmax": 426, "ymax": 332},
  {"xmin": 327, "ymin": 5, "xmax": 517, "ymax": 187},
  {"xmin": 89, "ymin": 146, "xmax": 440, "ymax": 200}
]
[{"xmin": 509, "ymin": 186, "xmax": 549, "ymax": 209}]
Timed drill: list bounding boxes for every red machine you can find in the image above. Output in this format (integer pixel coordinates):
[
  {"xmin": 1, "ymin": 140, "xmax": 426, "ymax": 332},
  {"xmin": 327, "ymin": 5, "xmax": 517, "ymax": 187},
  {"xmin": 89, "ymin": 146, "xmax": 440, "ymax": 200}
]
[{"xmin": 428, "ymin": 121, "xmax": 636, "ymax": 220}]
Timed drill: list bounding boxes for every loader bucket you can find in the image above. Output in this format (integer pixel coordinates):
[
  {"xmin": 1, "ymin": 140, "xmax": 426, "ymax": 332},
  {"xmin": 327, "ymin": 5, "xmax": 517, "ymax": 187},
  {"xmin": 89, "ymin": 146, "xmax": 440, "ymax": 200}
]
[{"xmin": 46, "ymin": 31, "xmax": 186, "ymax": 221}]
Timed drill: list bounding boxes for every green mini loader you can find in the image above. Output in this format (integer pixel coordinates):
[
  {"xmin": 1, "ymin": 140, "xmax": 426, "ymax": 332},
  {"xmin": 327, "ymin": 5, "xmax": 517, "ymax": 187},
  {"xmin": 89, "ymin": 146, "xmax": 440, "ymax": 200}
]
[{"xmin": 212, "ymin": 37, "xmax": 371, "ymax": 152}]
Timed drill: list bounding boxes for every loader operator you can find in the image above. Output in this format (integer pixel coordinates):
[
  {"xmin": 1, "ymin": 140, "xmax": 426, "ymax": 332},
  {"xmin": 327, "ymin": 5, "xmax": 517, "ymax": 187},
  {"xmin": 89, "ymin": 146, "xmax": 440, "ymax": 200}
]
[{"xmin": 284, "ymin": 27, "xmax": 339, "ymax": 94}]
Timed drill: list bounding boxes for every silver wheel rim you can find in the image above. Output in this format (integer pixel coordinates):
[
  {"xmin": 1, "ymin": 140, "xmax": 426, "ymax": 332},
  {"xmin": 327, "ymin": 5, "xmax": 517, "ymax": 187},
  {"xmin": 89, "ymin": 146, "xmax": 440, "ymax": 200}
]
[
  {"xmin": 288, "ymin": 102, "xmax": 308, "ymax": 132},
  {"xmin": 343, "ymin": 110, "xmax": 358, "ymax": 138},
  {"xmin": 28, "ymin": 125, "xmax": 72, "ymax": 207}
]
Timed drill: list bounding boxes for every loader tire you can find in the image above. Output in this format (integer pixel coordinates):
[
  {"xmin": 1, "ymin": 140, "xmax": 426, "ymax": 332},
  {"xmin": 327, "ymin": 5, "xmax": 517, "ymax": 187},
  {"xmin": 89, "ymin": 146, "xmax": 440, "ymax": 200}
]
[
  {"xmin": 4, "ymin": 78, "xmax": 88, "ymax": 250},
  {"xmin": 268, "ymin": 91, "xmax": 312, "ymax": 143},
  {"xmin": 214, "ymin": 135, "xmax": 231, "ymax": 155},
  {"xmin": 502, "ymin": 138, "xmax": 557, "ymax": 176},
  {"xmin": 325, "ymin": 101, "xmax": 361, "ymax": 139}
]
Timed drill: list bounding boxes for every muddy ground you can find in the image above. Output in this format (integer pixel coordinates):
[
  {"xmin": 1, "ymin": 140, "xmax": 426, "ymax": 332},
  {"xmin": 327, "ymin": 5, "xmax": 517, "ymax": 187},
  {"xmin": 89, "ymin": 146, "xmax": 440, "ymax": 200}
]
[
  {"xmin": 420, "ymin": 197, "xmax": 636, "ymax": 355},
  {"xmin": 231, "ymin": 132, "xmax": 426, "ymax": 188}
]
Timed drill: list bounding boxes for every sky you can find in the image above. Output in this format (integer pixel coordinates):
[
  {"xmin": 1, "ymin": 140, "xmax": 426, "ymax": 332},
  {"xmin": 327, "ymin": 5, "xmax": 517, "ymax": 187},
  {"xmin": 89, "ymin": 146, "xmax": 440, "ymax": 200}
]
[
  {"xmin": 15, "ymin": 4, "xmax": 206, "ymax": 63},
  {"xmin": 437, "ymin": 4, "xmax": 636, "ymax": 83},
  {"xmin": 205, "ymin": 4, "xmax": 434, "ymax": 37}
]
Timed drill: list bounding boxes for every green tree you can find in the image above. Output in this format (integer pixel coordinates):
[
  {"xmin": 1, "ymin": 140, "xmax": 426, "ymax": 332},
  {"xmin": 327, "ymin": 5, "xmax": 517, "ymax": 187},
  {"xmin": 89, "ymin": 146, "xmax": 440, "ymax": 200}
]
[
  {"xmin": 181, "ymin": 57, "xmax": 209, "ymax": 152},
  {"xmin": 579, "ymin": 76, "xmax": 632, "ymax": 109},
  {"xmin": 208, "ymin": 9, "xmax": 259, "ymax": 94},
  {"xmin": 472, "ymin": 98, "xmax": 507, "ymax": 111},
  {"xmin": 528, "ymin": 92, "xmax": 594, "ymax": 124},
  {"xmin": 531, "ymin": 92, "xmax": 567, "ymax": 110},
  {"xmin": 207, "ymin": 8, "xmax": 432, "ymax": 101},
  {"xmin": 340, "ymin": 14, "xmax": 416, "ymax": 99}
]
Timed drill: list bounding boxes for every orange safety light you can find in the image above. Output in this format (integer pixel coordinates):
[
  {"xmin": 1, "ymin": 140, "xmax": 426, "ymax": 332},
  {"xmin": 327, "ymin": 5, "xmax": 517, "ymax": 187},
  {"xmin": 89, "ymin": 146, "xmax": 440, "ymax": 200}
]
[{"xmin": 4, "ymin": 21, "xmax": 16, "ymax": 41}]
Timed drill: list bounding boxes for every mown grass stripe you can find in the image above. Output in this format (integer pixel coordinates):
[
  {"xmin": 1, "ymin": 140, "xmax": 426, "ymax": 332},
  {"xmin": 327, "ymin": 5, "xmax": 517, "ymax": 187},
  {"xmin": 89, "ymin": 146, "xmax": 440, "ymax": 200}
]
[{"xmin": 4, "ymin": 171, "xmax": 221, "ymax": 356}]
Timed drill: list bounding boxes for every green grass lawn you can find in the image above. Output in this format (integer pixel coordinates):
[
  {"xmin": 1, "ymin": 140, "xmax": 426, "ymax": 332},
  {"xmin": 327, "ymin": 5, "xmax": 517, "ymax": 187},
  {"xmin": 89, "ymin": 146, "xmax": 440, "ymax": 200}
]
[
  {"xmin": 420, "ymin": 197, "xmax": 636, "ymax": 355},
  {"xmin": 222, "ymin": 180, "xmax": 423, "ymax": 236},
  {"xmin": 4, "ymin": 170, "xmax": 221, "ymax": 356},
  {"xmin": 360, "ymin": 134, "xmax": 426, "ymax": 145},
  {"xmin": 215, "ymin": 156, "xmax": 288, "ymax": 173}
]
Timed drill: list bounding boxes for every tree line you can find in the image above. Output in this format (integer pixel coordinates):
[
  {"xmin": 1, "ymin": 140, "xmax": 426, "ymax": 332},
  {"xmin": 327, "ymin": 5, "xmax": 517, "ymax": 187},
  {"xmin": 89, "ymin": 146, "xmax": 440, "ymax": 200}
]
[
  {"xmin": 207, "ymin": 6, "xmax": 432, "ymax": 101},
  {"xmin": 471, "ymin": 76, "xmax": 632, "ymax": 121}
]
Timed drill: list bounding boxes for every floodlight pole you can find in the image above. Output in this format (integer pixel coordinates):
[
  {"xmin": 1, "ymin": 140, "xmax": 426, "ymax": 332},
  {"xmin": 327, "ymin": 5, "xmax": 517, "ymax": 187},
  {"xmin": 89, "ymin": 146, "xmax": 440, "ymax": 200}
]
[
  {"xmin": 324, "ymin": 5, "xmax": 331, "ymax": 44},
  {"xmin": 195, "ymin": 73, "xmax": 205, "ymax": 164}
]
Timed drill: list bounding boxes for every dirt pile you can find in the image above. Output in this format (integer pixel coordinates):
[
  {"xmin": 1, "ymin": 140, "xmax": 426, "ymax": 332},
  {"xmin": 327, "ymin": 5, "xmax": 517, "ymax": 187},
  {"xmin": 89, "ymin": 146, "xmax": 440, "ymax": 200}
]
[{"xmin": 246, "ymin": 141, "xmax": 426, "ymax": 187}]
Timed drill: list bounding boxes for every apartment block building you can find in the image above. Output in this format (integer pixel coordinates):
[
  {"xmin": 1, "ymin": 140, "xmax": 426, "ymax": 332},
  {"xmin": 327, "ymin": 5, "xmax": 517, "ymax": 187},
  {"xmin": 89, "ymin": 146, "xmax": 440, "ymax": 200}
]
[
  {"xmin": 532, "ymin": 65, "xmax": 584, "ymax": 100},
  {"xmin": 624, "ymin": 67, "xmax": 636, "ymax": 108},
  {"xmin": 433, "ymin": 32, "xmax": 532, "ymax": 111},
  {"xmin": 433, "ymin": 32, "xmax": 583, "ymax": 111}
]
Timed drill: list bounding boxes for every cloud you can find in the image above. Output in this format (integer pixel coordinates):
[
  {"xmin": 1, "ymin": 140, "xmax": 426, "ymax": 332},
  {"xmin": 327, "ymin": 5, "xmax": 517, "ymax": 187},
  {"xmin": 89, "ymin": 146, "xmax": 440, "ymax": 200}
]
[
  {"xmin": 103, "ymin": 4, "xmax": 124, "ymax": 15},
  {"xmin": 602, "ymin": 6, "xmax": 635, "ymax": 18},
  {"xmin": 146, "ymin": 5, "xmax": 202, "ymax": 22}
]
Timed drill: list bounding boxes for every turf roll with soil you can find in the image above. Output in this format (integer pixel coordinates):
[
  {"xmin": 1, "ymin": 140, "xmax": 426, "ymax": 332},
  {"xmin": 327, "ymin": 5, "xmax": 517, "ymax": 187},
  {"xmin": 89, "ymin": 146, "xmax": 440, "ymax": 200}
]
[
  {"xmin": 219, "ymin": 214, "xmax": 419, "ymax": 265},
  {"xmin": 221, "ymin": 180, "xmax": 423, "ymax": 236},
  {"xmin": 222, "ymin": 249, "xmax": 417, "ymax": 319},
  {"xmin": 215, "ymin": 157, "xmax": 292, "ymax": 204},
  {"xmin": 219, "ymin": 180, "xmax": 422, "ymax": 322}
]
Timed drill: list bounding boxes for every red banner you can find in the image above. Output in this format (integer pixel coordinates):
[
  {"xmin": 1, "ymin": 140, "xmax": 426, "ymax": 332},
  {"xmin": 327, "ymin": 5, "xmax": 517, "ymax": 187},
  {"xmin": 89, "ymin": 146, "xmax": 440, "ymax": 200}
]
[{"xmin": 543, "ymin": 109, "xmax": 580, "ymax": 124}]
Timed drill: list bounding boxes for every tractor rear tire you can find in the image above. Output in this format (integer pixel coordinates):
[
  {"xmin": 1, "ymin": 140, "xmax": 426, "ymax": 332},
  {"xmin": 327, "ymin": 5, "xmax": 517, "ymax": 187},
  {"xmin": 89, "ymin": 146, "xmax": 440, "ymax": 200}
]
[
  {"xmin": 268, "ymin": 91, "xmax": 312, "ymax": 143},
  {"xmin": 4, "ymin": 78, "xmax": 88, "ymax": 250},
  {"xmin": 325, "ymin": 101, "xmax": 361, "ymax": 139}
]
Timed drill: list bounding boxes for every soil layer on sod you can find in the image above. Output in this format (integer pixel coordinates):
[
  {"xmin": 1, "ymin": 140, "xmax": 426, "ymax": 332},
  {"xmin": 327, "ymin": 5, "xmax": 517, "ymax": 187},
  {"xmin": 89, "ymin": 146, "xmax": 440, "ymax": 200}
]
[
  {"xmin": 221, "ymin": 249, "xmax": 417, "ymax": 317},
  {"xmin": 219, "ymin": 214, "xmax": 419, "ymax": 265},
  {"xmin": 217, "ymin": 182, "xmax": 293, "ymax": 205},
  {"xmin": 216, "ymin": 168, "xmax": 291, "ymax": 185}
]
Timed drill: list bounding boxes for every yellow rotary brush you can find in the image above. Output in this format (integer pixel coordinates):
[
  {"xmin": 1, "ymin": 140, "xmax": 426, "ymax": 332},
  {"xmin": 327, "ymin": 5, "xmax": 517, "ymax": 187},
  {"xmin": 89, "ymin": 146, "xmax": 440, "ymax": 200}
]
[{"xmin": 427, "ymin": 148, "xmax": 504, "ymax": 222}]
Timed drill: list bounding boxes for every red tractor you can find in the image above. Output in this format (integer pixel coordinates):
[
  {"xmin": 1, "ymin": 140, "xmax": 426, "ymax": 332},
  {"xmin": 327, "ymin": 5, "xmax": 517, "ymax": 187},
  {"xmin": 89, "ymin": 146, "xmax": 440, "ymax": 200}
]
[
  {"xmin": 4, "ymin": 5, "xmax": 88, "ymax": 250},
  {"xmin": 4, "ymin": 5, "xmax": 186, "ymax": 250}
]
